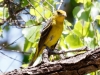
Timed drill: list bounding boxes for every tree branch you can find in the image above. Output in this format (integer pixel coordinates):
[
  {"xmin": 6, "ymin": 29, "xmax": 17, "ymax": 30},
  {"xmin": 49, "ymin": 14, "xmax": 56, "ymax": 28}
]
[{"xmin": 4, "ymin": 47, "xmax": 100, "ymax": 75}]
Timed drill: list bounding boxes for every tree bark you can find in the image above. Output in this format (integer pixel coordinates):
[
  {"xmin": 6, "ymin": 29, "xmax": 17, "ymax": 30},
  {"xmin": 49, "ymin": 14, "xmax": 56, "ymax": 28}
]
[{"xmin": 4, "ymin": 47, "xmax": 100, "ymax": 75}]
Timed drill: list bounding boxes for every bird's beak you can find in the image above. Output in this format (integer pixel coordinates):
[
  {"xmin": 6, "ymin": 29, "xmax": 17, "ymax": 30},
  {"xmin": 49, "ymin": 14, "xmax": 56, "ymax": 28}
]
[{"xmin": 63, "ymin": 13, "xmax": 67, "ymax": 17}]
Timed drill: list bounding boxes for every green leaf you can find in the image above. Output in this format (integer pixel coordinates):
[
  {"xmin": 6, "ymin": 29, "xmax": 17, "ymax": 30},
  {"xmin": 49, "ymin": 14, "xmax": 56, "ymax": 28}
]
[
  {"xmin": 64, "ymin": 20, "xmax": 72, "ymax": 26},
  {"xmin": 22, "ymin": 26, "xmax": 41, "ymax": 43},
  {"xmin": 30, "ymin": 0, "xmax": 41, "ymax": 7},
  {"xmin": 84, "ymin": 37, "xmax": 98, "ymax": 48},
  {"xmin": 23, "ymin": 26, "xmax": 40, "ymax": 52},
  {"xmin": 96, "ymin": 15, "xmax": 100, "ymax": 20},
  {"xmin": 95, "ymin": 30, "xmax": 100, "ymax": 46},
  {"xmin": 23, "ymin": 53, "xmax": 29, "ymax": 63},
  {"xmin": 21, "ymin": 0, "xmax": 29, "ymax": 7},
  {"xmin": 73, "ymin": 21, "xmax": 92, "ymax": 38},
  {"xmin": 44, "ymin": 10, "xmax": 52, "ymax": 18},
  {"xmin": 86, "ymin": 23, "xmax": 94, "ymax": 37},
  {"xmin": 84, "ymin": 0, "xmax": 92, "ymax": 8},
  {"xmin": 82, "ymin": 0, "xmax": 91, "ymax": 3},
  {"xmin": 0, "ymin": 7, "xmax": 8, "ymax": 19},
  {"xmin": 97, "ymin": 30, "xmax": 100, "ymax": 41},
  {"xmin": 0, "ymin": 0, "xmax": 3, "ymax": 2},
  {"xmin": 75, "ymin": 0, "xmax": 92, "ymax": 8},
  {"xmin": 73, "ymin": 6, "xmax": 80, "ymax": 18},
  {"xmin": 0, "ymin": 26, "xmax": 2, "ymax": 37},
  {"xmin": 65, "ymin": 33, "xmax": 83, "ymax": 48},
  {"xmin": 29, "ymin": 48, "xmax": 35, "ymax": 61},
  {"xmin": 82, "ymin": 22, "xmax": 90, "ymax": 36},
  {"xmin": 73, "ymin": 6, "xmax": 91, "ymax": 21},
  {"xmin": 0, "ymin": 11, "xmax": 3, "ymax": 17},
  {"xmin": 75, "ymin": 0, "xmax": 84, "ymax": 3},
  {"xmin": 25, "ymin": 20, "xmax": 36, "ymax": 26},
  {"xmin": 79, "ymin": 8, "xmax": 91, "ymax": 21},
  {"xmin": 73, "ymin": 21, "xmax": 83, "ymax": 37},
  {"xmin": 59, "ymin": 35, "xmax": 68, "ymax": 50},
  {"xmin": 95, "ymin": 2, "xmax": 100, "ymax": 12},
  {"xmin": 23, "ymin": 38, "xmax": 33, "ymax": 52},
  {"xmin": 30, "ymin": 6, "xmax": 43, "ymax": 19},
  {"xmin": 30, "ymin": 6, "xmax": 52, "ymax": 19}
]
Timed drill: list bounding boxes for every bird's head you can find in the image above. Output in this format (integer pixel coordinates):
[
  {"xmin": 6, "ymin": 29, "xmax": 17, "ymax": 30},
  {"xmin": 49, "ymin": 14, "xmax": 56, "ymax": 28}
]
[{"xmin": 53, "ymin": 10, "xmax": 67, "ymax": 23}]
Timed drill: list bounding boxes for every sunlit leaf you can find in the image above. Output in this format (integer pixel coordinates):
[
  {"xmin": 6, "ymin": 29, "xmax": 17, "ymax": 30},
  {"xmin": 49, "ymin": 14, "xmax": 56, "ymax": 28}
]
[
  {"xmin": 83, "ymin": 22, "xmax": 90, "ymax": 36},
  {"xmin": 23, "ymin": 38, "xmax": 33, "ymax": 52},
  {"xmin": 0, "ymin": 0, "xmax": 3, "ymax": 2},
  {"xmin": 96, "ymin": 15, "xmax": 100, "ymax": 20},
  {"xmin": 73, "ymin": 21, "xmax": 83, "ymax": 37},
  {"xmin": 44, "ymin": 10, "xmax": 52, "ymax": 18},
  {"xmin": 0, "ymin": 8, "xmax": 8, "ymax": 19},
  {"xmin": 30, "ymin": 6, "xmax": 52, "ymax": 20},
  {"xmin": 84, "ymin": 0, "xmax": 92, "ymax": 8},
  {"xmin": 30, "ymin": 6, "xmax": 43, "ymax": 16},
  {"xmin": 73, "ymin": 21, "xmax": 94, "ymax": 38},
  {"xmin": 25, "ymin": 20, "xmax": 41, "ymax": 26},
  {"xmin": 95, "ymin": 2, "xmax": 100, "ymax": 12},
  {"xmin": 76, "ymin": 0, "xmax": 90, "ymax": 3},
  {"xmin": 22, "ymin": 26, "xmax": 41, "ymax": 43},
  {"xmin": 0, "ymin": 11, "xmax": 3, "ymax": 22},
  {"xmin": 59, "ymin": 35, "xmax": 68, "ymax": 50},
  {"xmin": 0, "ymin": 26, "xmax": 2, "ymax": 37},
  {"xmin": 30, "ymin": 0, "xmax": 41, "ymax": 7},
  {"xmin": 22, "ymin": 64, "xmax": 28, "ymax": 68},
  {"xmin": 65, "ymin": 20, "xmax": 72, "ymax": 26},
  {"xmin": 65, "ymin": 33, "xmax": 83, "ymax": 48},
  {"xmin": 87, "ymin": 23, "xmax": 94, "ymax": 37},
  {"xmin": 0, "ymin": 11, "xmax": 2, "ymax": 16},
  {"xmin": 96, "ymin": 30, "xmax": 100, "ymax": 46},
  {"xmin": 84, "ymin": 37, "xmax": 97, "ymax": 48},
  {"xmin": 75, "ymin": 0, "xmax": 84, "ymax": 3}
]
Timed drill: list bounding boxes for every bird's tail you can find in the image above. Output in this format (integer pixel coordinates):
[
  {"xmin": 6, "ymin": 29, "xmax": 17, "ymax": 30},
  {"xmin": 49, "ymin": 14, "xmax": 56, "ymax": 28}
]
[
  {"xmin": 29, "ymin": 46, "xmax": 45, "ymax": 66},
  {"xmin": 28, "ymin": 47, "xmax": 39, "ymax": 66}
]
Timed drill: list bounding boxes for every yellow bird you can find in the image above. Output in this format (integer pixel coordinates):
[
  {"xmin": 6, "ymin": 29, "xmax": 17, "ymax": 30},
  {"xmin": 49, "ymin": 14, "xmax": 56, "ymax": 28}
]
[{"xmin": 29, "ymin": 10, "xmax": 66, "ymax": 66}]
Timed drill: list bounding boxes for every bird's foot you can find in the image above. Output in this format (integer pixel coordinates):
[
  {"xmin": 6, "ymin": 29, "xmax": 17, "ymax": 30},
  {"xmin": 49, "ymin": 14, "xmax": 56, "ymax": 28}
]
[{"xmin": 42, "ymin": 48, "xmax": 50, "ymax": 63}]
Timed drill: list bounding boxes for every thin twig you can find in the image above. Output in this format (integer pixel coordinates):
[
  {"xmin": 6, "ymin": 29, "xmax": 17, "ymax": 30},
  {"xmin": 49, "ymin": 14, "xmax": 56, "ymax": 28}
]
[
  {"xmin": 45, "ymin": 0, "xmax": 55, "ymax": 12},
  {"xmin": 27, "ymin": 0, "xmax": 46, "ymax": 20},
  {"xmin": 5, "ymin": 55, "xmax": 19, "ymax": 72},
  {"xmin": 58, "ymin": 0, "xmax": 63, "ymax": 10},
  {"xmin": 0, "ymin": 69, "xmax": 3, "ymax": 73},
  {"xmin": 0, "ymin": 51, "xmax": 22, "ymax": 63},
  {"xmin": 52, "ymin": 46, "xmax": 91, "ymax": 54},
  {"xmin": 0, "ymin": 35, "xmax": 23, "ymax": 51},
  {"xmin": 4, "ymin": 49, "xmax": 31, "ymax": 55},
  {"xmin": 4, "ymin": 35, "xmax": 23, "ymax": 48}
]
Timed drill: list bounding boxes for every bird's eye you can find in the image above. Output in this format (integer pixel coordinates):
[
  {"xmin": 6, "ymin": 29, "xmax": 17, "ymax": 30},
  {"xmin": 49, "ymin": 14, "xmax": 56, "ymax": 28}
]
[{"xmin": 57, "ymin": 11, "xmax": 61, "ymax": 15}]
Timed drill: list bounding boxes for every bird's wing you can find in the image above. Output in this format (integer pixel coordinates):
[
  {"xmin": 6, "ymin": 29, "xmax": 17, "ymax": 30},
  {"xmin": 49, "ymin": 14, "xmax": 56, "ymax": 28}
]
[{"xmin": 38, "ymin": 19, "xmax": 53, "ymax": 50}]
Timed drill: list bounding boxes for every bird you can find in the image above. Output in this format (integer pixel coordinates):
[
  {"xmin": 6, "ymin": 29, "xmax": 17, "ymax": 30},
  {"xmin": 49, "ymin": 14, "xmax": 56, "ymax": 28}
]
[{"xmin": 29, "ymin": 10, "xmax": 67, "ymax": 66}]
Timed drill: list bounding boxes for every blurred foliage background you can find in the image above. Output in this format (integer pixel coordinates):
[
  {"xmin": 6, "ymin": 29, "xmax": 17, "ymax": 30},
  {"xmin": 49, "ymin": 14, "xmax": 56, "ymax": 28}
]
[{"xmin": 0, "ymin": 0, "xmax": 100, "ymax": 74}]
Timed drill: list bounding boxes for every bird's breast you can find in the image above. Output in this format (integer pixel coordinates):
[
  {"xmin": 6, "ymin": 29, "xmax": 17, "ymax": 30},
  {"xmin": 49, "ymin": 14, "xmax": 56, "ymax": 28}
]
[{"xmin": 44, "ymin": 24, "xmax": 63, "ymax": 47}]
